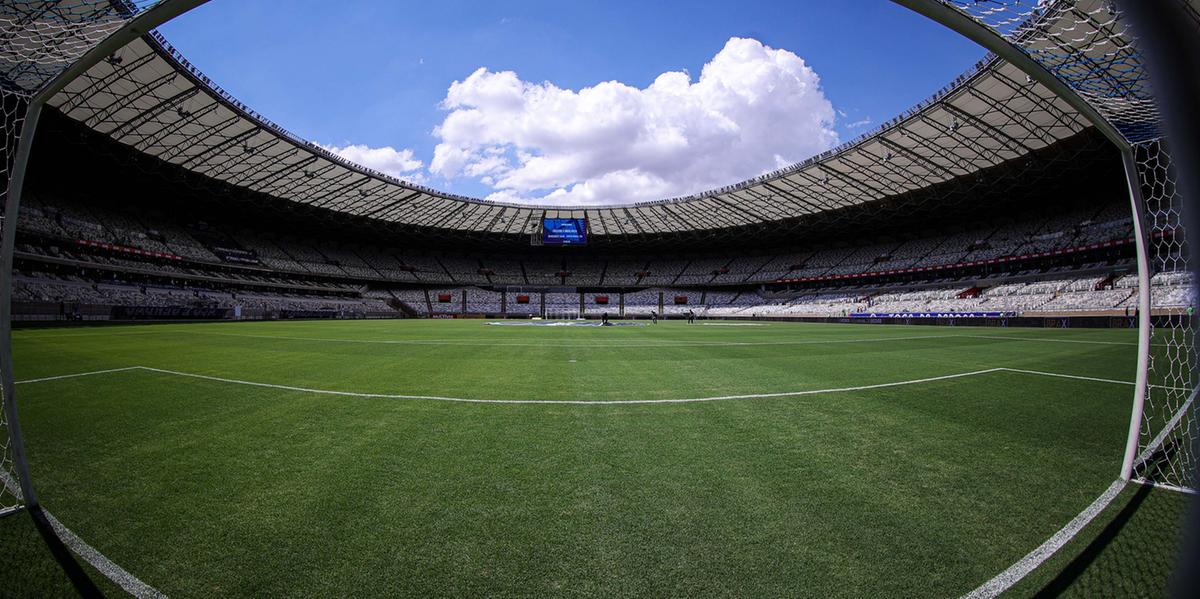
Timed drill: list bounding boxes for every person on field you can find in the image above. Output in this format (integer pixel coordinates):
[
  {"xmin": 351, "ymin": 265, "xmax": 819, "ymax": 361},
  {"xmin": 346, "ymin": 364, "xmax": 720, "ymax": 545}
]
[
  {"xmin": 650, "ymin": 310, "xmax": 658, "ymax": 324},
  {"xmin": 687, "ymin": 309, "xmax": 696, "ymax": 324}
]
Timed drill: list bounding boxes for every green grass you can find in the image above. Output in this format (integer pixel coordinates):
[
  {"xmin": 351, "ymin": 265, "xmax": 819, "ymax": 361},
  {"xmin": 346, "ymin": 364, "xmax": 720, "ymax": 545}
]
[{"xmin": 4, "ymin": 320, "xmax": 1188, "ymax": 597}]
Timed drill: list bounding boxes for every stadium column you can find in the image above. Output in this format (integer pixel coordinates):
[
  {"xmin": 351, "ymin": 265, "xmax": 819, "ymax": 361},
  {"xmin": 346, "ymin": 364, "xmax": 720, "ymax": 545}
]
[{"xmin": 2, "ymin": 0, "xmax": 212, "ymax": 511}]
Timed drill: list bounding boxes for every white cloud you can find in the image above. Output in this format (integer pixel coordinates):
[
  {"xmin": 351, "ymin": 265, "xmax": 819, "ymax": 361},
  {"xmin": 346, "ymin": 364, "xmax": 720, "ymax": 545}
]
[
  {"xmin": 430, "ymin": 37, "xmax": 838, "ymax": 206},
  {"xmin": 318, "ymin": 143, "xmax": 425, "ymax": 182},
  {"xmin": 845, "ymin": 118, "xmax": 873, "ymax": 129}
]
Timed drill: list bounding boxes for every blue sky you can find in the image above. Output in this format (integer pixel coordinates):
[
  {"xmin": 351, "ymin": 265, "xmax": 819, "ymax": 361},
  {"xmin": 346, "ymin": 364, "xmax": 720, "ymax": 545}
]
[{"xmin": 158, "ymin": 0, "xmax": 984, "ymax": 205}]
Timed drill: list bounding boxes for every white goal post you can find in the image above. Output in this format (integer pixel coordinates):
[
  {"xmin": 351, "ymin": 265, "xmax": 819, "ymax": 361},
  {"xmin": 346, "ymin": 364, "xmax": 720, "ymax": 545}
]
[
  {"xmin": 894, "ymin": 0, "xmax": 1197, "ymax": 496},
  {"xmin": 1, "ymin": 0, "xmax": 212, "ymax": 516}
]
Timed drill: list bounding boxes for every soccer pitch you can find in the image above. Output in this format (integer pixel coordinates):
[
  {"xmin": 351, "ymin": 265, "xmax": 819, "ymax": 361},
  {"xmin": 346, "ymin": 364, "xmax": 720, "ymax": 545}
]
[{"xmin": 3, "ymin": 320, "xmax": 1190, "ymax": 597}]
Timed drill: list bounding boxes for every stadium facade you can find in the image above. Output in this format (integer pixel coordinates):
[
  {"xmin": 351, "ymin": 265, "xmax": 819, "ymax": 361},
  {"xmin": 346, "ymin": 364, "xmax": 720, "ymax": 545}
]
[{"xmin": 2, "ymin": 0, "xmax": 1198, "ymax": 595}]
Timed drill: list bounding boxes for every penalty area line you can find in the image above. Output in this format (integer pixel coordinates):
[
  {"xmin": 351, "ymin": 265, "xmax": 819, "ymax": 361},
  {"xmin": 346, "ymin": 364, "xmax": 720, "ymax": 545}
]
[
  {"xmin": 128, "ymin": 366, "xmax": 1008, "ymax": 404},
  {"xmin": 14, "ymin": 366, "xmax": 145, "ymax": 385},
  {"xmin": 14, "ymin": 365, "xmax": 1168, "ymax": 404},
  {"xmin": 998, "ymin": 367, "xmax": 1191, "ymax": 392}
]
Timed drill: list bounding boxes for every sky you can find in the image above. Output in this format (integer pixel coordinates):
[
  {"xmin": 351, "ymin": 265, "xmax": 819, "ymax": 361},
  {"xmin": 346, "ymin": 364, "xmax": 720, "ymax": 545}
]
[{"xmin": 157, "ymin": 0, "xmax": 985, "ymax": 206}]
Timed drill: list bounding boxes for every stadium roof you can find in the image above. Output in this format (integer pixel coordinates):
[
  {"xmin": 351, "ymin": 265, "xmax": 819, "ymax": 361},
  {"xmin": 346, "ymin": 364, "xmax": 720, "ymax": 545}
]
[{"xmin": 47, "ymin": 20, "xmax": 1095, "ymax": 238}]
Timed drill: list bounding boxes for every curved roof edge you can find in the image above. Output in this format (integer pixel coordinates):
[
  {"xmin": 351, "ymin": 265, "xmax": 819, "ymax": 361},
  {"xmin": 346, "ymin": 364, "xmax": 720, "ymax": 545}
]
[
  {"xmin": 145, "ymin": 31, "xmax": 495, "ymax": 207},
  {"xmin": 145, "ymin": 30, "xmax": 1000, "ymax": 211}
]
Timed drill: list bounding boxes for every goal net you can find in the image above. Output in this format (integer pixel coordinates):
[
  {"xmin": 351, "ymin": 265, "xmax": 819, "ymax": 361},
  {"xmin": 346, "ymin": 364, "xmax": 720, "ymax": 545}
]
[
  {"xmin": 2, "ymin": 0, "xmax": 165, "ymax": 515},
  {"xmin": 0, "ymin": 89, "xmax": 30, "ymax": 516},
  {"xmin": 936, "ymin": 0, "xmax": 1199, "ymax": 494},
  {"xmin": 1132, "ymin": 140, "xmax": 1197, "ymax": 492}
]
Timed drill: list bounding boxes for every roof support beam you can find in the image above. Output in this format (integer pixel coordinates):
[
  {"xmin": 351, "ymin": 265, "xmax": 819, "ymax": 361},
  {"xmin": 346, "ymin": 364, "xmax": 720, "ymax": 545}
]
[
  {"xmin": 179, "ymin": 125, "xmax": 259, "ymax": 169},
  {"xmin": 877, "ymin": 135, "xmax": 955, "ymax": 181},
  {"xmin": 58, "ymin": 49, "xmax": 159, "ymax": 114},
  {"xmin": 84, "ymin": 69, "xmax": 181, "ymax": 130},
  {"xmin": 361, "ymin": 190, "xmax": 422, "ymax": 219},
  {"xmin": 109, "ymin": 86, "xmax": 201, "ymax": 141},
  {"xmin": 138, "ymin": 100, "xmax": 222, "ymax": 154},
  {"xmin": 940, "ymin": 100, "xmax": 1032, "ymax": 155}
]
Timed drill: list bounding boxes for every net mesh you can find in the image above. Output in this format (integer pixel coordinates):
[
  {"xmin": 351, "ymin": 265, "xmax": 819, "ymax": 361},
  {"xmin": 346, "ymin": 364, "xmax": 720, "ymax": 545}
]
[
  {"xmin": 1134, "ymin": 139, "xmax": 1198, "ymax": 491},
  {"xmin": 936, "ymin": 0, "xmax": 1198, "ymax": 492},
  {"xmin": 1, "ymin": 1, "xmax": 164, "ymax": 515},
  {"xmin": 942, "ymin": 0, "xmax": 1162, "ymax": 144},
  {"xmin": 0, "ymin": 90, "xmax": 30, "ymax": 515}
]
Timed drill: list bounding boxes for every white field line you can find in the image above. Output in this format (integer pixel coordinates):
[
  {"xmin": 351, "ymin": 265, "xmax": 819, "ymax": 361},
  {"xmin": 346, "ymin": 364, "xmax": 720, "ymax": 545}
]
[
  {"xmin": 19, "ymin": 328, "xmax": 1156, "ymax": 347},
  {"xmin": 206, "ymin": 331, "xmax": 1165, "ymax": 348},
  {"xmin": 131, "ymin": 366, "xmax": 1008, "ymax": 405},
  {"xmin": 206, "ymin": 331, "xmax": 1159, "ymax": 348},
  {"xmin": 14, "ymin": 366, "xmax": 143, "ymax": 385},
  {"xmin": 12, "ymin": 329, "xmax": 169, "ymax": 339},
  {"xmin": 12, "ymin": 363, "xmax": 1174, "ymax": 597},
  {"xmin": 1132, "ymin": 478, "xmax": 1200, "ymax": 495},
  {"xmin": 962, "ymin": 479, "xmax": 1127, "ymax": 599},
  {"xmin": 193, "ymin": 331, "xmax": 968, "ymax": 348},
  {"xmin": 40, "ymin": 510, "xmax": 168, "ymax": 599},
  {"xmin": 959, "ymin": 334, "xmax": 1138, "ymax": 346},
  {"xmin": 999, "ymin": 367, "xmax": 1191, "ymax": 392},
  {"xmin": 0, "ymin": 470, "xmax": 166, "ymax": 599},
  {"xmin": 14, "ymin": 365, "xmax": 1164, "ymax": 404}
]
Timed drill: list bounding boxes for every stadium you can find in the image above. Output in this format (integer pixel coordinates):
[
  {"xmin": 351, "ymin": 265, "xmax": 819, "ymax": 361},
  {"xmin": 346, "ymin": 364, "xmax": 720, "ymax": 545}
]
[{"xmin": 2, "ymin": 1, "xmax": 1199, "ymax": 597}]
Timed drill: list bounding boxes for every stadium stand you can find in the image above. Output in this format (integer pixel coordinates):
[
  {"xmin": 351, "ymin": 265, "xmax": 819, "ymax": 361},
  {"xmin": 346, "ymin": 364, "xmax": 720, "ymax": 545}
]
[
  {"xmin": 14, "ymin": 183, "xmax": 1179, "ymax": 324},
  {"xmin": 9, "ymin": 35, "xmax": 1184, "ymax": 327},
  {"xmin": 5, "ymin": 5, "xmax": 1199, "ymax": 596}
]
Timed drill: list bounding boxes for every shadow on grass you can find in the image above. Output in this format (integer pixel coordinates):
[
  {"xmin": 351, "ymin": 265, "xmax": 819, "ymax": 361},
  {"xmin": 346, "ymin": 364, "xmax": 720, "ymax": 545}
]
[
  {"xmin": 1035, "ymin": 482, "xmax": 1191, "ymax": 598},
  {"xmin": 0, "ymin": 507, "xmax": 100, "ymax": 597}
]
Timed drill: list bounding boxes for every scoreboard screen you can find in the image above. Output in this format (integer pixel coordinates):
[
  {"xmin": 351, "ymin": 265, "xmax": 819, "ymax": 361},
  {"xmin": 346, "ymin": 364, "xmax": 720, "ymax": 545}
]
[{"xmin": 542, "ymin": 218, "xmax": 588, "ymax": 246}]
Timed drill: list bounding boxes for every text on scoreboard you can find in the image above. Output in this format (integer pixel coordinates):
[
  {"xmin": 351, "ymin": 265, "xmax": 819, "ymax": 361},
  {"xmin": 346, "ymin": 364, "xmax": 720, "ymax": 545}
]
[{"xmin": 542, "ymin": 218, "xmax": 588, "ymax": 245}]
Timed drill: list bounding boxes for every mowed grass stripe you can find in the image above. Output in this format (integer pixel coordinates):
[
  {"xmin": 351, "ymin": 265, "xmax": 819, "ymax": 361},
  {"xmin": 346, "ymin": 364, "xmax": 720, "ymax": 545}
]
[
  {"xmin": 14, "ymin": 322, "xmax": 1136, "ymax": 402},
  {"xmin": 16, "ymin": 369, "xmax": 1128, "ymax": 597},
  {"xmin": 10, "ymin": 320, "xmax": 1161, "ymax": 597}
]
